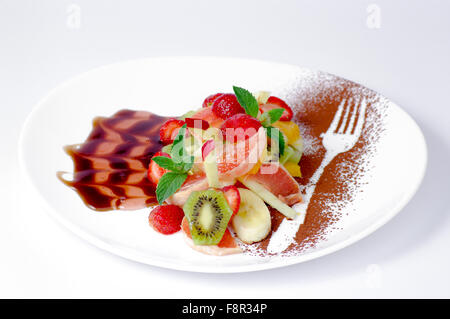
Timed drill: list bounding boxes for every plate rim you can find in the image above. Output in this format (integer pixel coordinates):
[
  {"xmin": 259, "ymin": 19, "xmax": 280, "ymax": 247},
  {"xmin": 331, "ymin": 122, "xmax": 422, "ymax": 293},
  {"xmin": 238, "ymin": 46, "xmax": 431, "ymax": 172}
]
[{"xmin": 18, "ymin": 56, "xmax": 428, "ymax": 273}]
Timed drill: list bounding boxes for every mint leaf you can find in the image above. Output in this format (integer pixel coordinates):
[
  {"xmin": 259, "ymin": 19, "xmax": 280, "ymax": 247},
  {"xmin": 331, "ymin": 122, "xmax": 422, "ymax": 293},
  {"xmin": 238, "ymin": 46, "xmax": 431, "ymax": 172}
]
[
  {"xmin": 265, "ymin": 126, "xmax": 285, "ymax": 156},
  {"xmin": 152, "ymin": 156, "xmax": 186, "ymax": 173},
  {"xmin": 153, "ymin": 154, "xmax": 193, "ymax": 173},
  {"xmin": 266, "ymin": 108, "xmax": 284, "ymax": 124},
  {"xmin": 153, "ymin": 124, "xmax": 193, "ymax": 203},
  {"xmin": 156, "ymin": 172, "xmax": 187, "ymax": 204},
  {"xmin": 233, "ymin": 86, "xmax": 259, "ymax": 118},
  {"xmin": 152, "ymin": 156, "xmax": 178, "ymax": 171},
  {"xmin": 260, "ymin": 108, "xmax": 284, "ymax": 127}
]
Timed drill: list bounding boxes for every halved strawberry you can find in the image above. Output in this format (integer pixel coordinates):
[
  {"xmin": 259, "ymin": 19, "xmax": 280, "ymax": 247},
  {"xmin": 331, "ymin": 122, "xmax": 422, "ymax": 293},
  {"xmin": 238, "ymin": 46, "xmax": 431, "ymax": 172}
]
[
  {"xmin": 221, "ymin": 185, "xmax": 240, "ymax": 217},
  {"xmin": 149, "ymin": 205, "xmax": 185, "ymax": 235},
  {"xmin": 159, "ymin": 118, "xmax": 185, "ymax": 144},
  {"xmin": 211, "ymin": 93, "xmax": 245, "ymax": 119},
  {"xmin": 185, "ymin": 117, "xmax": 210, "ymax": 130},
  {"xmin": 147, "ymin": 151, "xmax": 171, "ymax": 185},
  {"xmin": 259, "ymin": 96, "xmax": 293, "ymax": 121},
  {"xmin": 202, "ymin": 93, "xmax": 224, "ymax": 108},
  {"xmin": 220, "ymin": 113, "xmax": 262, "ymax": 143}
]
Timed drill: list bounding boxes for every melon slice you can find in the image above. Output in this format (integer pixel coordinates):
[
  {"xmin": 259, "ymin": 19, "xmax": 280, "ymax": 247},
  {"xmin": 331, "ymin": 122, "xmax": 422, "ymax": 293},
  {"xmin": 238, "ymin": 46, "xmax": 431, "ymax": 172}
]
[
  {"xmin": 242, "ymin": 162, "xmax": 302, "ymax": 206},
  {"xmin": 239, "ymin": 162, "xmax": 301, "ymax": 219}
]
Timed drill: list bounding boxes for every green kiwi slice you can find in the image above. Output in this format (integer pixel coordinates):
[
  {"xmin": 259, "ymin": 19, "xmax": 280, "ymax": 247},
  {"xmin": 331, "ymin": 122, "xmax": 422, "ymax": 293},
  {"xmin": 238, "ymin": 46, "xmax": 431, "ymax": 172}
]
[{"xmin": 183, "ymin": 189, "xmax": 232, "ymax": 245}]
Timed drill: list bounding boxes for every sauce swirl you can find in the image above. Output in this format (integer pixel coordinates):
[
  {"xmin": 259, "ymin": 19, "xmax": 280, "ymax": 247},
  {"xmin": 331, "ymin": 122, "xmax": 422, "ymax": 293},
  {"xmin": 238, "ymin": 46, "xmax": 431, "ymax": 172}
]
[{"xmin": 58, "ymin": 109, "xmax": 168, "ymax": 211}]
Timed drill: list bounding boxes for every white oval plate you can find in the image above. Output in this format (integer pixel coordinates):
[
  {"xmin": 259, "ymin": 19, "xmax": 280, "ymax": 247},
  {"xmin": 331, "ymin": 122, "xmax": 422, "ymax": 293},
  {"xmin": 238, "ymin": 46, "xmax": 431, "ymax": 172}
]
[{"xmin": 19, "ymin": 57, "xmax": 427, "ymax": 273}]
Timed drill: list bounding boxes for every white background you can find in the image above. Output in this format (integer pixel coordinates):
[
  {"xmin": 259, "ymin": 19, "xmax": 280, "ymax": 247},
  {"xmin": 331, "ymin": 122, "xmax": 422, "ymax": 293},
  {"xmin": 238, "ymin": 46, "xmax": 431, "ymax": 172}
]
[{"xmin": 1, "ymin": 0, "xmax": 449, "ymax": 298}]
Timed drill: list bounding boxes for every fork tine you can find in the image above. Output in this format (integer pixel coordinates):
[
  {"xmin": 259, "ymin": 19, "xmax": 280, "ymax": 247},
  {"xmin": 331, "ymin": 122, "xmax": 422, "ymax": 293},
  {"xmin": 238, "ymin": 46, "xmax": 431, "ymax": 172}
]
[
  {"xmin": 338, "ymin": 98, "xmax": 352, "ymax": 133},
  {"xmin": 352, "ymin": 97, "xmax": 367, "ymax": 136},
  {"xmin": 346, "ymin": 97, "xmax": 359, "ymax": 134},
  {"xmin": 327, "ymin": 98, "xmax": 346, "ymax": 134}
]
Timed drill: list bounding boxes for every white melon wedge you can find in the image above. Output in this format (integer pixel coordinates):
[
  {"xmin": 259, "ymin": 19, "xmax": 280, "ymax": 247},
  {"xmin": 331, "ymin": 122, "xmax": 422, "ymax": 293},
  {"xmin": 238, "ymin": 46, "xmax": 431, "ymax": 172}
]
[
  {"xmin": 232, "ymin": 188, "xmax": 271, "ymax": 244},
  {"xmin": 202, "ymin": 139, "xmax": 220, "ymax": 188},
  {"xmin": 204, "ymin": 152, "xmax": 219, "ymax": 188},
  {"xmin": 254, "ymin": 90, "xmax": 271, "ymax": 104},
  {"xmin": 238, "ymin": 178, "xmax": 298, "ymax": 220}
]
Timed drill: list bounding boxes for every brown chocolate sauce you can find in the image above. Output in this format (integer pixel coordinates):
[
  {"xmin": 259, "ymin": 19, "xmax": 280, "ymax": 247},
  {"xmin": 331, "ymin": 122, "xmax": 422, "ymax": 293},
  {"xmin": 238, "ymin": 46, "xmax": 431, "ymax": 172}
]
[{"xmin": 58, "ymin": 109, "xmax": 168, "ymax": 211}]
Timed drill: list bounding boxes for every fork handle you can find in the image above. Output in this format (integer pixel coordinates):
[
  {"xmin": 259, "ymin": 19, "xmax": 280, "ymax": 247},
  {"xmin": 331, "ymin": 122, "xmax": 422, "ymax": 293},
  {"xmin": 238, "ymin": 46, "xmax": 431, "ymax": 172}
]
[
  {"xmin": 303, "ymin": 151, "xmax": 337, "ymax": 198},
  {"xmin": 267, "ymin": 151, "xmax": 338, "ymax": 254}
]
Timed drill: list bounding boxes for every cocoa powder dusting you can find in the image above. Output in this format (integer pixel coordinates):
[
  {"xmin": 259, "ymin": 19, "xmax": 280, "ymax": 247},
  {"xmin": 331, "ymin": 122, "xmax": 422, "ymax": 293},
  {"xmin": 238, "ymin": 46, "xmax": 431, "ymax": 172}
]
[{"xmin": 242, "ymin": 72, "xmax": 388, "ymax": 256}]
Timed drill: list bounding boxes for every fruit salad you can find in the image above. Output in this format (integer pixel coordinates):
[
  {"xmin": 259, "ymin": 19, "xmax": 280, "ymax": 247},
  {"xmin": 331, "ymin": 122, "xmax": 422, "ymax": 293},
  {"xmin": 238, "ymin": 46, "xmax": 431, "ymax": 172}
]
[{"xmin": 147, "ymin": 86, "xmax": 304, "ymax": 256}]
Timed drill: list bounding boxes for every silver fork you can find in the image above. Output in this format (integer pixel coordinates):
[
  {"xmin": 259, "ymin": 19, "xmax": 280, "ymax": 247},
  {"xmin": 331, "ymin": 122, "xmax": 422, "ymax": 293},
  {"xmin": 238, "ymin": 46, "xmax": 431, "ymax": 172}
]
[{"xmin": 267, "ymin": 97, "xmax": 367, "ymax": 254}]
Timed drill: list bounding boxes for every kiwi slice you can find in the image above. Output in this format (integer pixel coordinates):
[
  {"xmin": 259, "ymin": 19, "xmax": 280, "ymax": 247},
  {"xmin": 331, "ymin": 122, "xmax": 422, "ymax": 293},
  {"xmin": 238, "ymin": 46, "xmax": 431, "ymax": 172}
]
[{"xmin": 183, "ymin": 189, "xmax": 233, "ymax": 245}]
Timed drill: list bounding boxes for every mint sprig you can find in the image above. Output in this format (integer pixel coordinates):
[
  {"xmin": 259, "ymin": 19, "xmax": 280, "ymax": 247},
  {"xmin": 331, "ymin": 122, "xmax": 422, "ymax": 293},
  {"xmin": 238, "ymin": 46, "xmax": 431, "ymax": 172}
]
[
  {"xmin": 233, "ymin": 86, "xmax": 259, "ymax": 118},
  {"xmin": 152, "ymin": 156, "xmax": 186, "ymax": 174},
  {"xmin": 233, "ymin": 86, "xmax": 285, "ymax": 155},
  {"xmin": 154, "ymin": 124, "xmax": 193, "ymax": 204}
]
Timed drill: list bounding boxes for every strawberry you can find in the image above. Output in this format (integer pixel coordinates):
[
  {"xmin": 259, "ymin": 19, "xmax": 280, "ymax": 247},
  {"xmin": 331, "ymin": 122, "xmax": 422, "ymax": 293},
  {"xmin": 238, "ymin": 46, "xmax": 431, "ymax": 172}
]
[
  {"xmin": 147, "ymin": 151, "xmax": 171, "ymax": 185},
  {"xmin": 185, "ymin": 117, "xmax": 210, "ymax": 130},
  {"xmin": 202, "ymin": 93, "xmax": 224, "ymax": 108},
  {"xmin": 221, "ymin": 185, "xmax": 240, "ymax": 217},
  {"xmin": 149, "ymin": 205, "xmax": 185, "ymax": 235},
  {"xmin": 159, "ymin": 118, "xmax": 185, "ymax": 144},
  {"xmin": 220, "ymin": 113, "xmax": 262, "ymax": 143},
  {"xmin": 211, "ymin": 93, "xmax": 245, "ymax": 119},
  {"xmin": 260, "ymin": 96, "xmax": 293, "ymax": 121}
]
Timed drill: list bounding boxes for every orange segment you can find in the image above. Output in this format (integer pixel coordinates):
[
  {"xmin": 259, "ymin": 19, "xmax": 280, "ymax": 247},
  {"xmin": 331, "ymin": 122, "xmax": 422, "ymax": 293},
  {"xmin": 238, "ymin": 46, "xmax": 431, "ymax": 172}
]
[
  {"xmin": 272, "ymin": 121, "xmax": 300, "ymax": 144},
  {"xmin": 283, "ymin": 162, "xmax": 302, "ymax": 177}
]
